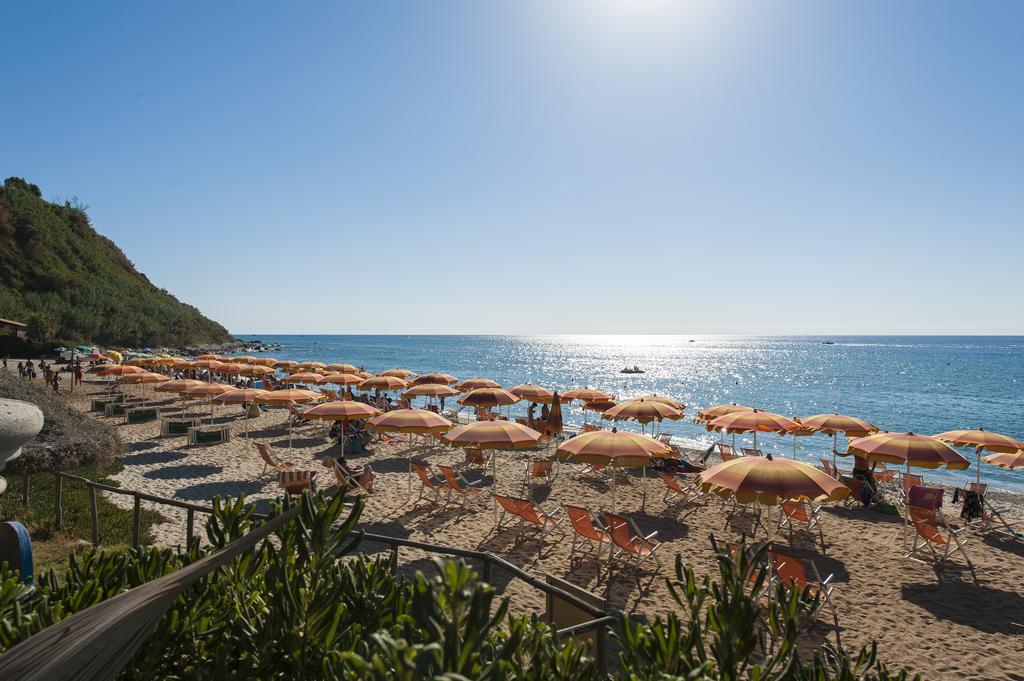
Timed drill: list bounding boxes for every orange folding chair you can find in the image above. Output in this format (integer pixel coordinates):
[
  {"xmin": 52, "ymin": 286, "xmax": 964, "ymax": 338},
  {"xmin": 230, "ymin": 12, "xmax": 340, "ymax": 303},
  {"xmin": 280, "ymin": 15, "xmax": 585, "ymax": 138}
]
[
  {"xmin": 438, "ymin": 464, "xmax": 486, "ymax": 508},
  {"xmin": 524, "ymin": 458, "xmax": 556, "ymax": 492},
  {"xmin": 657, "ymin": 472, "xmax": 699, "ymax": 505},
  {"xmin": 411, "ymin": 462, "xmax": 451, "ymax": 506},
  {"xmin": 603, "ymin": 512, "xmax": 661, "ymax": 570},
  {"xmin": 563, "ymin": 505, "xmax": 612, "ymax": 562},
  {"xmin": 256, "ymin": 442, "xmax": 294, "ymax": 476},
  {"xmin": 766, "ymin": 547, "xmax": 839, "ymax": 634},
  {"xmin": 332, "ymin": 460, "xmax": 372, "ymax": 496},
  {"xmin": 777, "ymin": 500, "xmax": 825, "ymax": 551},
  {"xmin": 906, "ymin": 506, "xmax": 976, "ymax": 580},
  {"xmin": 278, "ymin": 469, "xmax": 316, "ymax": 495},
  {"xmin": 718, "ymin": 443, "xmax": 736, "ymax": 461}
]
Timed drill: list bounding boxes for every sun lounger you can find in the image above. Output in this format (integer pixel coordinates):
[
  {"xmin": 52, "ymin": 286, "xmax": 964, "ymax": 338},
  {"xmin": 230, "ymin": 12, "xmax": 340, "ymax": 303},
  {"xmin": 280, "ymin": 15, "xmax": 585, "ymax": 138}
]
[
  {"xmin": 580, "ymin": 423, "xmax": 601, "ymax": 433},
  {"xmin": 564, "ymin": 505, "xmax": 611, "ymax": 562},
  {"xmin": 256, "ymin": 442, "xmax": 295, "ymax": 476},
  {"xmin": 906, "ymin": 505, "xmax": 976, "ymax": 581},
  {"xmin": 766, "ymin": 547, "xmax": 839, "ymax": 635},
  {"xmin": 603, "ymin": 512, "xmax": 660, "ymax": 570},
  {"xmin": 724, "ymin": 542, "xmax": 773, "ymax": 600},
  {"xmin": 438, "ymin": 464, "xmax": 486, "ymax": 508},
  {"xmin": 741, "ymin": 447, "xmax": 763, "ymax": 457},
  {"xmin": 907, "ymin": 485, "xmax": 943, "ymax": 511},
  {"xmin": 278, "ymin": 469, "xmax": 316, "ymax": 495},
  {"xmin": 898, "ymin": 473, "xmax": 923, "ymax": 502},
  {"xmin": 411, "ymin": 462, "xmax": 451, "ymax": 505},
  {"xmin": 462, "ymin": 448, "xmax": 491, "ymax": 470},
  {"xmin": 778, "ymin": 500, "xmax": 825, "ymax": 552}
]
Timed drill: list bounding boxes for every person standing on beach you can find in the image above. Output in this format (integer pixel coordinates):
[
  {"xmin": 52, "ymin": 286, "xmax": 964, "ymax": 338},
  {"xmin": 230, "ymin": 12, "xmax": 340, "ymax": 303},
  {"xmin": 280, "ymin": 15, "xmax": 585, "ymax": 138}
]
[
  {"xmin": 73, "ymin": 360, "xmax": 83, "ymax": 389},
  {"xmin": 51, "ymin": 371, "xmax": 61, "ymax": 393},
  {"xmin": 852, "ymin": 453, "xmax": 878, "ymax": 505}
]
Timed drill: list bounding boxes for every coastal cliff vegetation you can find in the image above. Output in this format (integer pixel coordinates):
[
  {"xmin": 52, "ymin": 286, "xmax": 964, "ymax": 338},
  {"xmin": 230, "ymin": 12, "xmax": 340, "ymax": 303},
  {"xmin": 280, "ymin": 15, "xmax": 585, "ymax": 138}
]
[{"xmin": 0, "ymin": 177, "xmax": 232, "ymax": 347}]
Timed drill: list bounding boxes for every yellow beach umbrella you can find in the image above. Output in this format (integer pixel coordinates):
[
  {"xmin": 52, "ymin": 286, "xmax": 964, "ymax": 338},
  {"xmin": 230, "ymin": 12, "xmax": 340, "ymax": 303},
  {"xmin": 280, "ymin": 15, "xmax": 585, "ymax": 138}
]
[
  {"xmin": 933, "ymin": 428, "xmax": 1024, "ymax": 483},
  {"xmin": 104, "ymin": 350, "xmax": 123, "ymax": 363}
]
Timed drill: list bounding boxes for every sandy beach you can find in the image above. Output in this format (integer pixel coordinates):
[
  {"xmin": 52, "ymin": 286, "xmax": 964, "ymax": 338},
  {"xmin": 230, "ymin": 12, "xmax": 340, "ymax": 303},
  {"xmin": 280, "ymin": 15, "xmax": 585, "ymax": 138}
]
[{"xmin": 22, "ymin": 376, "xmax": 1024, "ymax": 680}]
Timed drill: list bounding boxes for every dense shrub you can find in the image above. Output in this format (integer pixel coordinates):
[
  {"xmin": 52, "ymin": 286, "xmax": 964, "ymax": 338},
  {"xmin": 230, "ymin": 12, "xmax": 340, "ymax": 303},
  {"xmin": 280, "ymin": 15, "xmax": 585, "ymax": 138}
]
[{"xmin": 0, "ymin": 176, "xmax": 232, "ymax": 347}]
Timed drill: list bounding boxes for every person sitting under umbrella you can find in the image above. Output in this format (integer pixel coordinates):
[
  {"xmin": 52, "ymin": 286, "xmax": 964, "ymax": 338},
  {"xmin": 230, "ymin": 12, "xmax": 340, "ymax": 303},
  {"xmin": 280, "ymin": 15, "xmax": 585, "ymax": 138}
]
[{"xmin": 851, "ymin": 451, "xmax": 879, "ymax": 505}]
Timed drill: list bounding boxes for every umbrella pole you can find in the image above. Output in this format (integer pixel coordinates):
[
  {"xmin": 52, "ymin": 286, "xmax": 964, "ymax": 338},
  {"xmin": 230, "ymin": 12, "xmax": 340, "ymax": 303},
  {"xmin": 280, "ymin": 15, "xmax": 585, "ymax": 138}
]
[
  {"xmin": 976, "ymin": 446, "xmax": 982, "ymax": 484},
  {"xmin": 642, "ymin": 466, "xmax": 647, "ymax": 511},
  {"xmin": 792, "ymin": 434, "xmax": 797, "ymax": 460},
  {"xmin": 833, "ymin": 433, "xmax": 838, "ymax": 470},
  {"xmin": 612, "ymin": 466, "xmax": 617, "ymax": 512},
  {"xmin": 408, "ymin": 433, "xmax": 414, "ymax": 497},
  {"xmin": 493, "ymin": 449, "xmax": 498, "ymax": 525}
]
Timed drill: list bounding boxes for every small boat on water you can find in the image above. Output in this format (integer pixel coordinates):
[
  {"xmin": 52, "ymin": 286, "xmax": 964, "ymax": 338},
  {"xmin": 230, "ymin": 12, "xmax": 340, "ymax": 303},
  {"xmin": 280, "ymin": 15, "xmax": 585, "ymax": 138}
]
[
  {"xmin": 822, "ymin": 341, "xmax": 836, "ymax": 345},
  {"xmin": 620, "ymin": 365, "xmax": 645, "ymax": 374}
]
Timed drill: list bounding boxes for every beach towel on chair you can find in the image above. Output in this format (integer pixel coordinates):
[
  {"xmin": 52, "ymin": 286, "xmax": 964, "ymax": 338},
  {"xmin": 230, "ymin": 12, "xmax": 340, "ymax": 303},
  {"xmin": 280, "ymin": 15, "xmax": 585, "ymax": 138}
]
[{"xmin": 960, "ymin": 490, "xmax": 984, "ymax": 521}]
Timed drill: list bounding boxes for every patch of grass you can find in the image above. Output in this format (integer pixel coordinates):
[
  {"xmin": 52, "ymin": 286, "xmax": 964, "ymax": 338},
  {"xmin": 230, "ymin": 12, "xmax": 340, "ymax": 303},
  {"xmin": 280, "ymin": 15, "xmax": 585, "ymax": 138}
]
[{"xmin": 0, "ymin": 460, "xmax": 163, "ymax": 549}]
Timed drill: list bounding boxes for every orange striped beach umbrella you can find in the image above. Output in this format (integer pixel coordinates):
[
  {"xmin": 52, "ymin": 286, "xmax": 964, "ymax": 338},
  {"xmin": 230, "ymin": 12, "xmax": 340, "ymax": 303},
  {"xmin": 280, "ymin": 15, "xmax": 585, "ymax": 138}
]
[
  {"xmin": 456, "ymin": 377, "xmax": 501, "ymax": 391},
  {"xmin": 254, "ymin": 388, "xmax": 323, "ymax": 404},
  {"xmin": 194, "ymin": 354, "xmax": 223, "ymax": 361},
  {"xmin": 227, "ymin": 356, "xmax": 257, "ymax": 364},
  {"xmin": 359, "ymin": 375, "xmax": 409, "ymax": 393},
  {"xmin": 982, "ymin": 450, "xmax": 1024, "ymax": 470},
  {"xmin": 695, "ymin": 403, "xmax": 755, "ymax": 424},
  {"xmin": 96, "ymin": 365, "xmax": 145, "ymax": 377},
  {"xmin": 557, "ymin": 428, "xmax": 671, "ymax": 509},
  {"xmin": 603, "ymin": 399, "xmax": 683, "ymax": 436},
  {"xmin": 380, "ymin": 368, "xmax": 417, "ymax": 379},
  {"xmin": 272, "ymin": 360, "xmax": 298, "ymax": 369},
  {"xmin": 115, "ymin": 371, "xmax": 168, "ymax": 384},
  {"xmin": 284, "ymin": 371, "xmax": 325, "ymax": 385},
  {"xmin": 697, "ymin": 456, "xmax": 850, "ymax": 506},
  {"xmin": 239, "ymin": 365, "xmax": 275, "ymax": 377},
  {"xmin": 155, "ymin": 378, "xmax": 203, "ymax": 394},
  {"xmin": 320, "ymin": 372, "xmax": 364, "ymax": 386},
  {"xmin": 933, "ymin": 428, "xmax": 1024, "ymax": 483},
  {"xmin": 302, "ymin": 400, "xmax": 381, "ymax": 456},
  {"xmin": 561, "ymin": 388, "xmax": 613, "ymax": 403},
  {"xmin": 707, "ymin": 409, "xmax": 798, "ymax": 451},
  {"xmin": 404, "ymin": 383, "xmax": 460, "ymax": 398},
  {"xmin": 410, "ymin": 372, "xmax": 458, "ymax": 386},
  {"xmin": 368, "ymin": 408, "xmax": 454, "ymax": 492},
  {"xmin": 213, "ymin": 387, "xmax": 270, "ymax": 438},
  {"xmin": 509, "ymin": 384, "xmax": 554, "ymax": 403},
  {"xmin": 444, "ymin": 420, "xmax": 542, "ymax": 520},
  {"xmin": 799, "ymin": 413, "xmax": 880, "ymax": 467},
  {"xmin": 632, "ymin": 395, "xmax": 686, "ymax": 411},
  {"xmin": 126, "ymin": 358, "xmax": 151, "ymax": 366},
  {"xmin": 250, "ymin": 357, "xmax": 278, "ymax": 367},
  {"xmin": 295, "ymin": 361, "xmax": 327, "ymax": 370},
  {"xmin": 847, "ymin": 432, "xmax": 970, "ymax": 472},
  {"xmin": 326, "ymin": 363, "xmax": 359, "ymax": 373},
  {"xmin": 457, "ymin": 387, "xmax": 520, "ymax": 409},
  {"xmin": 183, "ymin": 382, "xmax": 235, "ymax": 424},
  {"xmin": 215, "ymin": 363, "xmax": 247, "ymax": 375}
]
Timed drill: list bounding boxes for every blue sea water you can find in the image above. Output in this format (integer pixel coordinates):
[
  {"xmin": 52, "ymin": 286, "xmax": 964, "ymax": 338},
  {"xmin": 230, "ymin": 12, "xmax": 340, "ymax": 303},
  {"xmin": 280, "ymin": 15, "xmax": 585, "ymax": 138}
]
[{"xmin": 234, "ymin": 335, "xmax": 1024, "ymax": 492}]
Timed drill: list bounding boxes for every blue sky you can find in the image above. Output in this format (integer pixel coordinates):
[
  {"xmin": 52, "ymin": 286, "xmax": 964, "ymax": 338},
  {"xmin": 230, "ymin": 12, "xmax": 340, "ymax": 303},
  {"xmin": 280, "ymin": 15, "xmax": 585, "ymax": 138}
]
[{"xmin": 3, "ymin": 1, "xmax": 1021, "ymax": 335}]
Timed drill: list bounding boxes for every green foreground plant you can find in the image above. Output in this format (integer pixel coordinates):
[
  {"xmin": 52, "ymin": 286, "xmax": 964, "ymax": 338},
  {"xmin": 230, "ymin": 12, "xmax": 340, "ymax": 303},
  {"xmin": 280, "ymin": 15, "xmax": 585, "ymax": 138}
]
[{"xmin": 0, "ymin": 493, "xmax": 917, "ymax": 679}]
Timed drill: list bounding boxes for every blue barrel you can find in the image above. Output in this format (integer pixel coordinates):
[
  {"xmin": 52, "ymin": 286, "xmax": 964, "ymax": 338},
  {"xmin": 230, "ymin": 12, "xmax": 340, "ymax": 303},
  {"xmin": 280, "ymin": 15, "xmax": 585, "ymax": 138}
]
[{"xmin": 0, "ymin": 521, "xmax": 33, "ymax": 585}]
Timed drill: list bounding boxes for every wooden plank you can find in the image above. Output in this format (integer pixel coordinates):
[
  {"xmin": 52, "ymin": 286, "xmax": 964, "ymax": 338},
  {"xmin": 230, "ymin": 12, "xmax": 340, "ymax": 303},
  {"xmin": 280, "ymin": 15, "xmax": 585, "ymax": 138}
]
[
  {"xmin": 54, "ymin": 473, "xmax": 63, "ymax": 530},
  {"xmin": 89, "ymin": 486, "xmax": 100, "ymax": 546},
  {"xmin": 186, "ymin": 508, "xmax": 195, "ymax": 548},
  {"xmin": 132, "ymin": 494, "xmax": 141, "ymax": 547}
]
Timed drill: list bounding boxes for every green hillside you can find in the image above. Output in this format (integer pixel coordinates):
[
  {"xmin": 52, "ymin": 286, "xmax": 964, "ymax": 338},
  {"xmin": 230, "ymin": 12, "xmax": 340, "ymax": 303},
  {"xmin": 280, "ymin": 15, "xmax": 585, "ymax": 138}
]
[{"xmin": 0, "ymin": 177, "xmax": 232, "ymax": 347}]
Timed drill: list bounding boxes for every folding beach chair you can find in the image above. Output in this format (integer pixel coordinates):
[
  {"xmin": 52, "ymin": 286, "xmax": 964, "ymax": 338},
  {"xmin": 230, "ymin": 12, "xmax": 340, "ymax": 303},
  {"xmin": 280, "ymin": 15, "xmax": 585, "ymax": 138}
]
[
  {"xmin": 524, "ymin": 458, "xmax": 556, "ymax": 493},
  {"xmin": 907, "ymin": 485, "xmax": 943, "ymax": 511},
  {"xmin": 777, "ymin": 500, "xmax": 825, "ymax": 552},
  {"xmin": 462, "ymin": 448, "xmax": 491, "ymax": 471},
  {"xmin": 563, "ymin": 505, "xmax": 611, "ymax": 562},
  {"xmin": 515, "ymin": 497, "xmax": 565, "ymax": 538},
  {"xmin": 278, "ymin": 469, "xmax": 316, "ymax": 495},
  {"xmin": 959, "ymin": 482, "xmax": 1023, "ymax": 538},
  {"xmin": 724, "ymin": 541, "xmax": 773, "ymax": 601},
  {"xmin": 411, "ymin": 462, "xmax": 451, "ymax": 506},
  {"xmin": 603, "ymin": 512, "xmax": 661, "ymax": 570},
  {"xmin": 438, "ymin": 464, "xmax": 486, "ymax": 508},
  {"xmin": 766, "ymin": 547, "xmax": 839, "ymax": 638},
  {"xmin": 898, "ymin": 473, "xmax": 923, "ymax": 502},
  {"xmin": 718, "ymin": 443, "xmax": 736, "ymax": 461},
  {"xmin": 256, "ymin": 442, "xmax": 295, "ymax": 476},
  {"xmin": 906, "ymin": 506, "xmax": 976, "ymax": 581},
  {"xmin": 657, "ymin": 472, "xmax": 700, "ymax": 505},
  {"xmin": 494, "ymin": 494, "xmax": 525, "ymax": 531},
  {"xmin": 332, "ymin": 460, "xmax": 372, "ymax": 496},
  {"xmin": 741, "ymin": 447, "xmax": 763, "ymax": 457},
  {"xmin": 657, "ymin": 433, "xmax": 674, "ymax": 447}
]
